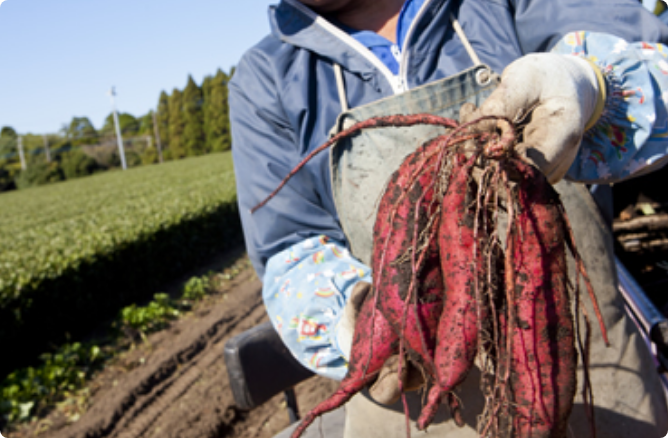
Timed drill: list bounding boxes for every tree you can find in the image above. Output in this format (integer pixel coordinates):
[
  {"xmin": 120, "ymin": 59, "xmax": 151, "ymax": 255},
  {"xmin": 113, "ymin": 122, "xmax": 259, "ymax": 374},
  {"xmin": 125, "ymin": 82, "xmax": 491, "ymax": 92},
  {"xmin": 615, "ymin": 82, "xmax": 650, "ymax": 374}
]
[
  {"xmin": 156, "ymin": 91, "xmax": 170, "ymax": 149},
  {"xmin": 138, "ymin": 111, "xmax": 154, "ymax": 136},
  {"xmin": 203, "ymin": 69, "xmax": 232, "ymax": 152},
  {"xmin": 167, "ymin": 88, "xmax": 185, "ymax": 158},
  {"xmin": 201, "ymin": 74, "xmax": 213, "ymax": 150},
  {"xmin": 1, "ymin": 126, "xmax": 17, "ymax": 140},
  {"xmin": 110, "ymin": 149, "xmax": 141, "ymax": 168},
  {"xmin": 101, "ymin": 112, "xmax": 140, "ymax": 137},
  {"xmin": 0, "ymin": 164, "xmax": 16, "ymax": 192},
  {"xmin": 140, "ymin": 145, "xmax": 159, "ymax": 165},
  {"xmin": 181, "ymin": 75, "xmax": 205, "ymax": 156},
  {"xmin": 14, "ymin": 161, "xmax": 64, "ymax": 189},
  {"xmin": 0, "ymin": 126, "xmax": 17, "ymax": 157},
  {"xmin": 60, "ymin": 150, "xmax": 99, "ymax": 179},
  {"xmin": 66, "ymin": 117, "xmax": 98, "ymax": 141}
]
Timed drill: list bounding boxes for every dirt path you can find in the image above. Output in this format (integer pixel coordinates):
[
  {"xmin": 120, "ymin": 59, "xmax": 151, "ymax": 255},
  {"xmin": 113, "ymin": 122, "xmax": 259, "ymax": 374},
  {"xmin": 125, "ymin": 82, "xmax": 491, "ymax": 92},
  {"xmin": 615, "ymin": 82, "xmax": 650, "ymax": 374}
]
[{"xmin": 9, "ymin": 267, "xmax": 337, "ymax": 438}]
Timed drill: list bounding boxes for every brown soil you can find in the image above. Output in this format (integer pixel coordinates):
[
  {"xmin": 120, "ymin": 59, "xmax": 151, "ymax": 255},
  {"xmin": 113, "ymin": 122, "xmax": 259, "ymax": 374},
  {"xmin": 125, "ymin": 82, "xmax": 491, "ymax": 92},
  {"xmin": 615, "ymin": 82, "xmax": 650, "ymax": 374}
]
[{"xmin": 5, "ymin": 264, "xmax": 338, "ymax": 438}]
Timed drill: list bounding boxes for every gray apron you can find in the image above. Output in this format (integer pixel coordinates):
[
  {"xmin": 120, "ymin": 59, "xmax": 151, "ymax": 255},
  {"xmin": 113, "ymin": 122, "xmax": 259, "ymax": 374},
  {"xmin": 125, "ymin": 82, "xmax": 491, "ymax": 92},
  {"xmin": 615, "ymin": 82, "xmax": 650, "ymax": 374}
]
[
  {"xmin": 277, "ymin": 22, "xmax": 668, "ymax": 438},
  {"xmin": 330, "ymin": 61, "xmax": 497, "ymax": 266}
]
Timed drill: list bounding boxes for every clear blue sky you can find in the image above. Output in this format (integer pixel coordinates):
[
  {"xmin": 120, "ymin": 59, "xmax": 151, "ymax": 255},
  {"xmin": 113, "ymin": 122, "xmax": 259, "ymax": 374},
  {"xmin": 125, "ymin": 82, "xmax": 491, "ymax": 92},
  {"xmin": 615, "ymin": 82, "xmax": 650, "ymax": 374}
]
[{"xmin": 0, "ymin": 0, "xmax": 275, "ymax": 135}]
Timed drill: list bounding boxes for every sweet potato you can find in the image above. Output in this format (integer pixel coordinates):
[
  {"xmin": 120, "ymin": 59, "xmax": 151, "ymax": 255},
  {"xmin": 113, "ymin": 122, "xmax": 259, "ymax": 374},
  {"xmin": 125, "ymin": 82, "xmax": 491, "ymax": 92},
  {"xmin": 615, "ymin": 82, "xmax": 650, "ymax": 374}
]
[
  {"xmin": 371, "ymin": 135, "xmax": 449, "ymax": 378},
  {"xmin": 505, "ymin": 158, "xmax": 576, "ymax": 438},
  {"xmin": 290, "ymin": 291, "xmax": 399, "ymax": 438},
  {"xmin": 417, "ymin": 153, "xmax": 482, "ymax": 430},
  {"xmin": 291, "ymin": 133, "xmax": 453, "ymax": 438}
]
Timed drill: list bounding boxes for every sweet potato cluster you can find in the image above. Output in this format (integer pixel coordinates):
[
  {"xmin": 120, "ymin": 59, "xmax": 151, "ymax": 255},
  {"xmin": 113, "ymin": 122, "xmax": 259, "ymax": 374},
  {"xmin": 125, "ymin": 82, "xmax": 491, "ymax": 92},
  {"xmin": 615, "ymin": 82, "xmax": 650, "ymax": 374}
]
[{"xmin": 254, "ymin": 114, "xmax": 608, "ymax": 438}]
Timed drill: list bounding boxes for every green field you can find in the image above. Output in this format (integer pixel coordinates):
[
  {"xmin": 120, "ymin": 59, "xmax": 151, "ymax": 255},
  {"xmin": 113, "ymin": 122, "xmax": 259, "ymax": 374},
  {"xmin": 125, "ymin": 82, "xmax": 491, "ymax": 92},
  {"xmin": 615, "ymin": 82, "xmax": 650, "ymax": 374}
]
[{"xmin": 0, "ymin": 152, "xmax": 241, "ymax": 375}]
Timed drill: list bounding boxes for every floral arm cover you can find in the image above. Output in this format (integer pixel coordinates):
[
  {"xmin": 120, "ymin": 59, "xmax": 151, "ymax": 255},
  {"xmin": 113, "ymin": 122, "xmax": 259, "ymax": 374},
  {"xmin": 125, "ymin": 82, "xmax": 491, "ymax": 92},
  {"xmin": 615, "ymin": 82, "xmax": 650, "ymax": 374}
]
[
  {"xmin": 263, "ymin": 234, "xmax": 371, "ymax": 381},
  {"xmin": 555, "ymin": 31, "xmax": 668, "ymax": 183}
]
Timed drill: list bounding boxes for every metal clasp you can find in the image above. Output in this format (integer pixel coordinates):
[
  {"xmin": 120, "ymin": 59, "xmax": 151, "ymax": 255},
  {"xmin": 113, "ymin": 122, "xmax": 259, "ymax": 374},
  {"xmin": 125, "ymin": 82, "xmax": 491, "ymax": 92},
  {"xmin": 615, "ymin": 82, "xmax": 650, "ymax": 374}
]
[{"xmin": 475, "ymin": 67, "xmax": 492, "ymax": 87}]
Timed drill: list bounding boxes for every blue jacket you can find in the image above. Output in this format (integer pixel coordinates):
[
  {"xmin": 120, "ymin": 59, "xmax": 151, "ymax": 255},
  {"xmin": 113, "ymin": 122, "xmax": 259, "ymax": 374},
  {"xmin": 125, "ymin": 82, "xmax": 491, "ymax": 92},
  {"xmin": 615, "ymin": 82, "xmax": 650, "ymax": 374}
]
[
  {"xmin": 230, "ymin": 0, "xmax": 668, "ymax": 379},
  {"xmin": 230, "ymin": 0, "xmax": 668, "ymax": 280}
]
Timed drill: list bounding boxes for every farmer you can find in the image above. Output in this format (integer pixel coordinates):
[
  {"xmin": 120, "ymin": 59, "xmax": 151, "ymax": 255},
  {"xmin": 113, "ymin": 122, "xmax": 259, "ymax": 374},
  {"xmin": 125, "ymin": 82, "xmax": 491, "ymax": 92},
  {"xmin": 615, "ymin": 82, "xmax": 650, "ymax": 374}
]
[{"xmin": 229, "ymin": 0, "xmax": 668, "ymax": 436}]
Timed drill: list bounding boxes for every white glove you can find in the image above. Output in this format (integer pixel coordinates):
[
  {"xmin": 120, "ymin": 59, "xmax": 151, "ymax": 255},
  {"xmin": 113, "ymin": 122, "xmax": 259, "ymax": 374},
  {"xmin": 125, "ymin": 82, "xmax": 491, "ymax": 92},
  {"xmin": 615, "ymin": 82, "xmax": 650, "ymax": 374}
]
[
  {"xmin": 475, "ymin": 53, "xmax": 605, "ymax": 183},
  {"xmin": 335, "ymin": 281, "xmax": 372, "ymax": 361}
]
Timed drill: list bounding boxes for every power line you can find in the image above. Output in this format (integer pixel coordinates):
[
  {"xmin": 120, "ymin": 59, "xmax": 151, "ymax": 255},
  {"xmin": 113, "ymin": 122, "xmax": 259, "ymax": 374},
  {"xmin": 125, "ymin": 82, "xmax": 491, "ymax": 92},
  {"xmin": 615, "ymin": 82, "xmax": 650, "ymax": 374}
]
[{"xmin": 1, "ymin": 136, "xmax": 156, "ymax": 161}]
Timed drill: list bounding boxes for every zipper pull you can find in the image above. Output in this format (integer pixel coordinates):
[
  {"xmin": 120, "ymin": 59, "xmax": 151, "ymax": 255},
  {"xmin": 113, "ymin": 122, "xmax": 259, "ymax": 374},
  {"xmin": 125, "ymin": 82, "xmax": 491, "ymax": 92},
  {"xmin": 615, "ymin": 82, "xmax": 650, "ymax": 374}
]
[
  {"xmin": 393, "ymin": 75, "xmax": 406, "ymax": 93},
  {"xmin": 390, "ymin": 45, "xmax": 406, "ymax": 92}
]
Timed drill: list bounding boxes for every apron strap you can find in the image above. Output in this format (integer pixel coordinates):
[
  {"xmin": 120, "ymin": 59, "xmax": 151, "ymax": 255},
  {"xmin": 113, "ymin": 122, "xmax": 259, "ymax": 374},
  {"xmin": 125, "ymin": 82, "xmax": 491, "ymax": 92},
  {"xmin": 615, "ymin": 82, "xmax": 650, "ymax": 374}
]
[
  {"xmin": 333, "ymin": 63, "xmax": 350, "ymax": 113},
  {"xmin": 451, "ymin": 15, "xmax": 482, "ymax": 67}
]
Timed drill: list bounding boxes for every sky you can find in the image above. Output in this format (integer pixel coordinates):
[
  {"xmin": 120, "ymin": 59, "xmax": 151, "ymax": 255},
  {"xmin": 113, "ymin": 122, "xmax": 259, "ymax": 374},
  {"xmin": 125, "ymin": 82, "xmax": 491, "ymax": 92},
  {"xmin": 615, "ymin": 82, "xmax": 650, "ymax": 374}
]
[{"xmin": 0, "ymin": 0, "xmax": 275, "ymax": 134}]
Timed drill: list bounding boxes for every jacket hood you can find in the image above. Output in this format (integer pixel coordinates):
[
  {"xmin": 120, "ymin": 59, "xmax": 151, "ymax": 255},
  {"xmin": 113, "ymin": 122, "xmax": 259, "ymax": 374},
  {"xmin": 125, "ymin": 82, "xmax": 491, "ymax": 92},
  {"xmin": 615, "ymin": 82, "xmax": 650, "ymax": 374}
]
[{"xmin": 268, "ymin": 0, "xmax": 447, "ymax": 76}]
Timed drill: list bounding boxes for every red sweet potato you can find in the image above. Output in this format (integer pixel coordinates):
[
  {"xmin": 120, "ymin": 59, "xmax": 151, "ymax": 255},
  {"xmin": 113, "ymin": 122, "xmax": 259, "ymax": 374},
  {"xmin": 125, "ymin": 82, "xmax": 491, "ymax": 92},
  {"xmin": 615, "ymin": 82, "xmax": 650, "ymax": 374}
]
[
  {"xmin": 371, "ymin": 135, "xmax": 449, "ymax": 378},
  {"xmin": 290, "ymin": 292, "xmax": 399, "ymax": 438},
  {"xmin": 417, "ymin": 153, "xmax": 483, "ymax": 430},
  {"xmin": 291, "ymin": 134, "xmax": 452, "ymax": 438},
  {"xmin": 505, "ymin": 158, "xmax": 576, "ymax": 438}
]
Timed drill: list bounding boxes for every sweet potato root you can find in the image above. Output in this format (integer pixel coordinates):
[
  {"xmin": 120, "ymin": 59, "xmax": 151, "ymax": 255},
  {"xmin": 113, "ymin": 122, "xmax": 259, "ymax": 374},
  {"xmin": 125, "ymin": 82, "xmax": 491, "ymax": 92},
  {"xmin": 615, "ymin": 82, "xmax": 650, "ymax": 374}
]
[
  {"xmin": 505, "ymin": 158, "xmax": 576, "ymax": 438},
  {"xmin": 417, "ymin": 153, "xmax": 483, "ymax": 430},
  {"xmin": 371, "ymin": 134, "xmax": 449, "ymax": 377}
]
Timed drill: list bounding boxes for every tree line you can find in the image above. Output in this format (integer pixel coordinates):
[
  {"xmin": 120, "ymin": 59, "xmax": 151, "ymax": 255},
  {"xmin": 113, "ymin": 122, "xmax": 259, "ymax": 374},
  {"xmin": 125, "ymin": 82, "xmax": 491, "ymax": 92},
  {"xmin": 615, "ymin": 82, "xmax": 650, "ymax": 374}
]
[{"xmin": 0, "ymin": 68, "xmax": 234, "ymax": 192}]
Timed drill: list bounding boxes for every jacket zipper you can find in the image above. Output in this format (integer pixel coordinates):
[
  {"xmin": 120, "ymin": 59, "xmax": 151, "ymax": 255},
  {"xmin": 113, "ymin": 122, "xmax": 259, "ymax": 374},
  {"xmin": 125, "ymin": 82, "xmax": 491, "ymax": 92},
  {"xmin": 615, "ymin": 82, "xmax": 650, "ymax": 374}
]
[
  {"xmin": 286, "ymin": 0, "xmax": 403, "ymax": 93},
  {"xmin": 398, "ymin": 0, "xmax": 433, "ymax": 93},
  {"xmin": 285, "ymin": 0, "xmax": 434, "ymax": 95}
]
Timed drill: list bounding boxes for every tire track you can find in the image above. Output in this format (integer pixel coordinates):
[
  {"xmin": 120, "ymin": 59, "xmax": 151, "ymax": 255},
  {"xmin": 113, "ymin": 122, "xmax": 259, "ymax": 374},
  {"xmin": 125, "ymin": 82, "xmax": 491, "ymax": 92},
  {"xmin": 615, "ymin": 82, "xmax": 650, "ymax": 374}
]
[
  {"xmin": 117, "ymin": 297, "xmax": 266, "ymax": 438},
  {"xmin": 47, "ymin": 271, "xmax": 264, "ymax": 438}
]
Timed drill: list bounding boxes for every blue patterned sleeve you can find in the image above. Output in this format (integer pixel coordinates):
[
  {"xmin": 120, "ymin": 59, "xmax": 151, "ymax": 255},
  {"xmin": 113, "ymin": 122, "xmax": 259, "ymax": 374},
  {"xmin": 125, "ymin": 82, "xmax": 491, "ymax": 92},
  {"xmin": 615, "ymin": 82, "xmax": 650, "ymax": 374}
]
[
  {"xmin": 552, "ymin": 32, "xmax": 668, "ymax": 183},
  {"xmin": 262, "ymin": 235, "xmax": 372, "ymax": 381}
]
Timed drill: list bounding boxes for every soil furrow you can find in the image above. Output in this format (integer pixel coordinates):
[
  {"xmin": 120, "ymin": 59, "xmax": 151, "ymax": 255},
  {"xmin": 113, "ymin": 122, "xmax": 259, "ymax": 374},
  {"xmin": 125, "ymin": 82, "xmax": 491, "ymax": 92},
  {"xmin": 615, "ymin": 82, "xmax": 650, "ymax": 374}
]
[
  {"xmin": 13, "ymin": 264, "xmax": 338, "ymax": 438},
  {"xmin": 45, "ymin": 271, "xmax": 262, "ymax": 438}
]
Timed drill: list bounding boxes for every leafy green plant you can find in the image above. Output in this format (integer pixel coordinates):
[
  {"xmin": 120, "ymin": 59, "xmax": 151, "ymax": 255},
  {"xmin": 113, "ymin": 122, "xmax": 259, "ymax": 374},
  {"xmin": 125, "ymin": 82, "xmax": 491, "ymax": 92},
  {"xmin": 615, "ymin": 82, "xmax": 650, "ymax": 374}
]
[
  {"xmin": 181, "ymin": 276, "xmax": 209, "ymax": 301},
  {"xmin": 119, "ymin": 293, "xmax": 180, "ymax": 340},
  {"xmin": 0, "ymin": 342, "xmax": 105, "ymax": 424}
]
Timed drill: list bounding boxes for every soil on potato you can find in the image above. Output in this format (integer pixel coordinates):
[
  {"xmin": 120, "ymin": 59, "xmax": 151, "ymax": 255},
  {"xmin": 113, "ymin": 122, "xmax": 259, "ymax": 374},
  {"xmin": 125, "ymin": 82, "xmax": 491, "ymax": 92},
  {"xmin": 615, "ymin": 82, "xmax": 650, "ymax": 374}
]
[{"xmin": 5, "ymin": 257, "xmax": 338, "ymax": 438}]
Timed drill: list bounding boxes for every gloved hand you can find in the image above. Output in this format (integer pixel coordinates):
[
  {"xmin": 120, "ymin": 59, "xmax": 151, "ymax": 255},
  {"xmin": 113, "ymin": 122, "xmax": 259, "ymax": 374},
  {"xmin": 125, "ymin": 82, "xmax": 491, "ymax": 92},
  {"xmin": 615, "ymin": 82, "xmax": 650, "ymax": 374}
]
[
  {"xmin": 367, "ymin": 350, "xmax": 424, "ymax": 405},
  {"xmin": 336, "ymin": 281, "xmax": 424, "ymax": 405},
  {"xmin": 468, "ymin": 53, "xmax": 606, "ymax": 183},
  {"xmin": 335, "ymin": 281, "xmax": 372, "ymax": 360}
]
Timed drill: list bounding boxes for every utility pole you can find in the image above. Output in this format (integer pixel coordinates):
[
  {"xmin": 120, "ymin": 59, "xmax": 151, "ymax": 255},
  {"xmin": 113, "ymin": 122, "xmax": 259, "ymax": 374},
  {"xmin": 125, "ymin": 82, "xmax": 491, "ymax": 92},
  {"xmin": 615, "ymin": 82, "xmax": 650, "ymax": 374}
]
[
  {"xmin": 17, "ymin": 135, "xmax": 26, "ymax": 170},
  {"xmin": 152, "ymin": 111, "xmax": 164, "ymax": 163},
  {"xmin": 108, "ymin": 86, "xmax": 127, "ymax": 170},
  {"xmin": 43, "ymin": 134, "xmax": 51, "ymax": 163}
]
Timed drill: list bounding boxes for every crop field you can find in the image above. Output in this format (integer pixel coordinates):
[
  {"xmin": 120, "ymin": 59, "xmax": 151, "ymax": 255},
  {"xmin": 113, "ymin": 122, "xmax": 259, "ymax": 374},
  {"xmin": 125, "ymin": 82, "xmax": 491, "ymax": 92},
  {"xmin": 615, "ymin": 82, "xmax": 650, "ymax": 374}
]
[{"xmin": 0, "ymin": 152, "xmax": 242, "ymax": 375}]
